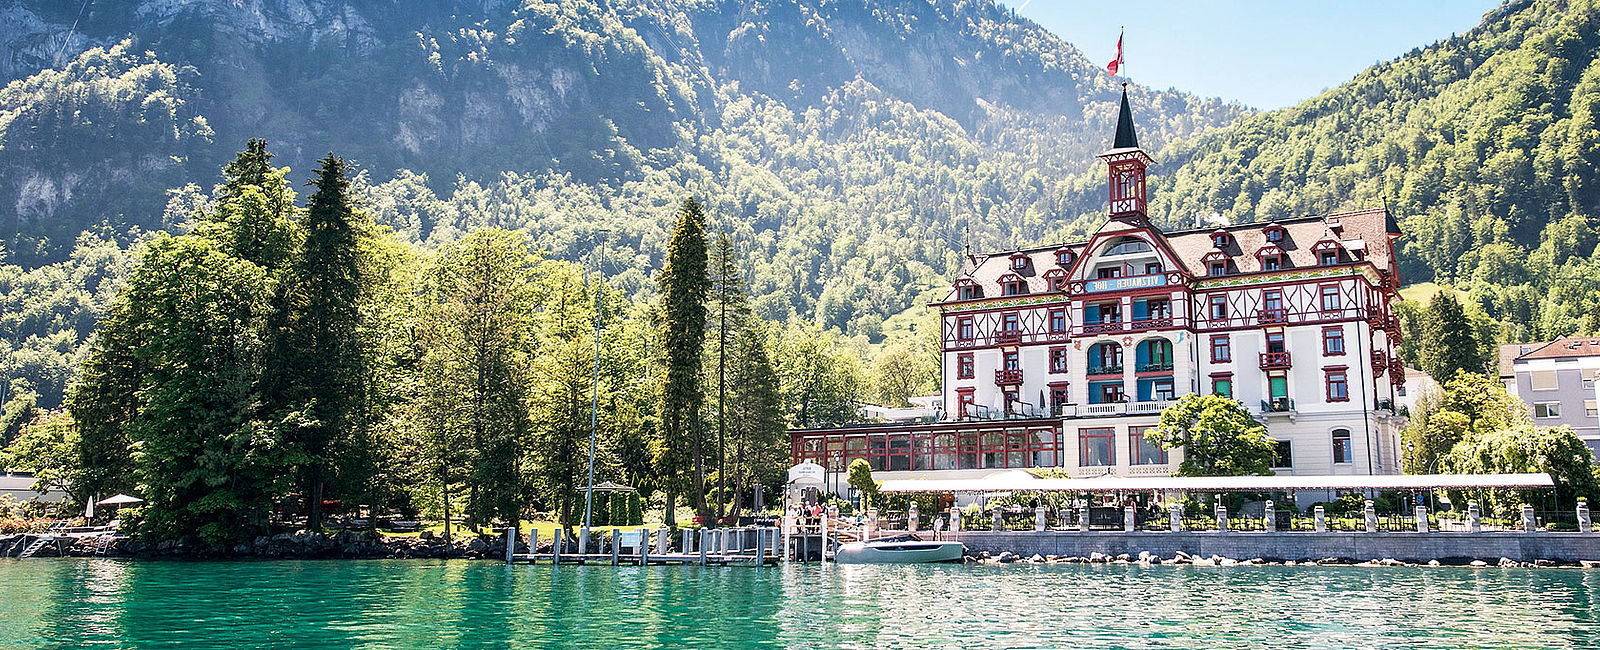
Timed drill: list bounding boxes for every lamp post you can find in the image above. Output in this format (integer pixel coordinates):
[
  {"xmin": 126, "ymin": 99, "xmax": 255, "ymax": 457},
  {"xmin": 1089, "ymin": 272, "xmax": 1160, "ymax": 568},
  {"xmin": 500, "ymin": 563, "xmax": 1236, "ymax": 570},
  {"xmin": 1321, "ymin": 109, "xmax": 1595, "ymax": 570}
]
[{"xmin": 582, "ymin": 231, "xmax": 608, "ymax": 535}]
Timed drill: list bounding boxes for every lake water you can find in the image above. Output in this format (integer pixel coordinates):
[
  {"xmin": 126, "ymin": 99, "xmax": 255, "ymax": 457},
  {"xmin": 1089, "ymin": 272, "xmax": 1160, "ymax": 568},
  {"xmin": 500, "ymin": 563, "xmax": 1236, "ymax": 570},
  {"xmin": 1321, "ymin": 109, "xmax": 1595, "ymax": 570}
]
[{"xmin": 3, "ymin": 559, "xmax": 1600, "ymax": 648}]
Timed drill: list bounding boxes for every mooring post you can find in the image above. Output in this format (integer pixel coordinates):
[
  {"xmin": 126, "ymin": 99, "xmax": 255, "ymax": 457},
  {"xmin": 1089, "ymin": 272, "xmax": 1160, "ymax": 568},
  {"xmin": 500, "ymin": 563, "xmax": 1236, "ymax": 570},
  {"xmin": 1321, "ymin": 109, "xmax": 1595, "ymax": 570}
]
[
  {"xmin": 611, "ymin": 529, "xmax": 621, "ymax": 566},
  {"xmin": 1169, "ymin": 503, "xmax": 1182, "ymax": 532},
  {"xmin": 908, "ymin": 503, "xmax": 920, "ymax": 534},
  {"xmin": 992, "ymin": 508, "xmax": 1003, "ymax": 532},
  {"xmin": 1035, "ymin": 506, "xmax": 1047, "ymax": 532},
  {"xmin": 505, "ymin": 527, "xmax": 515, "ymax": 564},
  {"xmin": 782, "ymin": 513, "xmax": 792, "ymax": 563},
  {"xmin": 552, "ymin": 530, "xmax": 562, "ymax": 565},
  {"xmin": 640, "ymin": 530, "xmax": 649, "ymax": 566},
  {"xmin": 1314, "ymin": 505, "xmax": 1327, "ymax": 533},
  {"xmin": 1215, "ymin": 503, "xmax": 1229, "ymax": 532},
  {"xmin": 579, "ymin": 527, "xmax": 590, "ymax": 556},
  {"xmin": 1363, "ymin": 500, "xmax": 1377, "ymax": 533},
  {"xmin": 1263, "ymin": 500, "xmax": 1275, "ymax": 533},
  {"xmin": 1522, "ymin": 505, "xmax": 1536, "ymax": 533},
  {"xmin": 1123, "ymin": 505, "xmax": 1136, "ymax": 532},
  {"xmin": 699, "ymin": 529, "xmax": 709, "ymax": 566},
  {"xmin": 1468, "ymin": 501, "xmax": 1482, "ymax": 533},
  {"xmin": 682, "ymin": 528, "xmax": 694, "ymax": 554},
  {"xmin": 656, "ymin": 527, "xmax": 669, "ymax": 555},
  {"xmin": 1579, "ymin": 501, "xmax": 1592, "ymax": 534},
  {"xmin": 529, "ymin": 529, "xmax": 539, "ymax": 564},
  {"xmin": 1415, "ymin": 505, "xmax": 1429, "ymax": 533}
]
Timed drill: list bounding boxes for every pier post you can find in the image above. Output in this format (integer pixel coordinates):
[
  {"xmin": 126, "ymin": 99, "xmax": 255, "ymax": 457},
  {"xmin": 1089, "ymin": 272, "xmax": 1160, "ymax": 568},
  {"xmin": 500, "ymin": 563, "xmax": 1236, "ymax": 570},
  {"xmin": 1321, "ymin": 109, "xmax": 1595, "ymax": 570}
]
[
  {"xmin": 1123, "ymin": 505, "xmax": 1135, "ymax": 532},
  {"xmin": 992, "ymin": 508, "xmax": 1003, "ymax": 532},
  {"xmin": 1579, "ymin": 502, "xmax": 1592, "ymax": 534},
  {"xmin": 1414, "ymin": 505, "xmax": 1429, "ymax": 533},
  {"xmin": 950, "ymin": 507, "xmax": 962, "ymax": 533},
  {"xmin": 1263, "ymin": 501, "xmax": 1275, "ymax": 532},
  {"xmin": 782, "ymin": 513, "xmax": 792, "ymax": 563},
  {"xmin": 1314, "ymin": 506, "xmax": 1326, "ymax": 533},
  {"xmin": 1468, "ymin": 501, "xmax": 1481, "ymax": 533},
  {"xmin": 682, "ymin": 528, "xmax": 694, "ymax": 554},
  {"xmin": 530, "ymin": 530, "xmax": 539, "ymax": 564},
  {"xmin": 1363, "ymin": 500, "xmax": 1376, "ymax": 533},
  {"xmin": 1078, "ymin": 500, "xmax": 1089, "ymax": 532},
  {"xmin": 699, "ymin": 529, "xmax": 709, "ymax": 565},
  {"xmin": 1035, "ymin": 506, "xmax": 1047, "ymax": 532},
  {"xmin": 908, "ymin": 503, "xmax": 919, "ymax": 533},
  {"xmin": 579, "ymin": 527, "xmax": 590, "ymax": 555},
  {"xmin": 1522, "ymin": 505, "xmax": 1536, "ymax": 533},
  {"xmin": 611, "ymin": 529, "xmax": 621, "ymax": 565},
  {"xmin": 640, "ymin": 530, "xmax": 649, "ymax": 566},
  {"xmin": 866, "ymin": 508, "xmax": 878, "ymax": 540},
  {"xmin": 1169, "ymin": 503, "xmax": 1181, "ymax": 532},
  {"xmin": 657, "ymin": 527, "xmax": 669, "ymax": 555},
  {"xmin": 1215, "ymin": 503, "xmax": 1228, "ymax": 532},
  {"xmin": 821, "ymin": 511, "xmax": 830, "ymax": 562},
  {"xmin": 553, "ymin": 530, "xmax": 562, "ymax": 565},
  {"xmin": 506, "ymin": 528, "xmax": 515, "ymax": 564}
]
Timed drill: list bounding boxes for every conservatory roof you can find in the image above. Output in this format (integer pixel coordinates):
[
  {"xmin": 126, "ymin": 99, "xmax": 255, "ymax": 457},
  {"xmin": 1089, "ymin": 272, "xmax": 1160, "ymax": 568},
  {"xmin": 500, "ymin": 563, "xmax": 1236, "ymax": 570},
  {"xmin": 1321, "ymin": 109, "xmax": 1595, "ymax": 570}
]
[{"xmin": 877, "ymin": 473, "xmax": 1555, "ymax": 494}]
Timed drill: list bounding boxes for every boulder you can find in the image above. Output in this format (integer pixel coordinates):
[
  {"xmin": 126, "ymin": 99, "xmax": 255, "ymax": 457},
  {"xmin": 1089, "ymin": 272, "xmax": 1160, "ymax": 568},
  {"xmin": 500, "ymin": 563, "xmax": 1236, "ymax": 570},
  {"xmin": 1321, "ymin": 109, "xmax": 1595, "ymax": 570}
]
[
  {"xmin": 1088, "ymin": 552, "xmax": 1107, "ymax": 563},
  {"xmin": 1029, "ymin": 554, "xmax": 1045, "ymax": 563},
  {"xmin": 1469, "ymin": 559, "xmax": 1489, "ymax": 567}
]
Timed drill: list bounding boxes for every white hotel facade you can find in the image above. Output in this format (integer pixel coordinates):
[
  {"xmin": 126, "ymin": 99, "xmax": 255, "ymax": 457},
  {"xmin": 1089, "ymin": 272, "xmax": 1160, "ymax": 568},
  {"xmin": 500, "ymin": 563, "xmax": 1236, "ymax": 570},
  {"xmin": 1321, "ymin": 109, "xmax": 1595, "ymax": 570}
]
[{"xmin": 791, "ymin": 90, "xmax": 1408, "ymax": 488}]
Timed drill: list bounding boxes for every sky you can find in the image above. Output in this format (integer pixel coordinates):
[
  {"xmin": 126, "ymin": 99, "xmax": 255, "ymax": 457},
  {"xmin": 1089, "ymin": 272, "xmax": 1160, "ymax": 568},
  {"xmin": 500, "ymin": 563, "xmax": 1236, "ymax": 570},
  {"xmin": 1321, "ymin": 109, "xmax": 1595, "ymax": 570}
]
[{"xmin": 1011, "ymin": 0, "xmax": 1502, "ymax": 109}]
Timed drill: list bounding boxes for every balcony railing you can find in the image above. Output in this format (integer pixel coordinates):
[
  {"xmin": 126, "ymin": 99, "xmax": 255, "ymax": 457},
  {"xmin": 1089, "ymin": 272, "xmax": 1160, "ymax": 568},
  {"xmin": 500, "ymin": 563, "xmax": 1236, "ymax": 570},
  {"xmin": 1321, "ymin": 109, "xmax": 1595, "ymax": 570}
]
[
  {"xmin": 1137, "ymin": 361, "xmax": 1174, "ymax": 373},
  {"xmin": 1259, "ymin": 351, "xmax": 1292, "ymax": 370},
  {"xmin": 1128, "ymin": 317, "xmax": 1174, "ymax": 332},
  {"xmin": 1257, "ymin": 308, "xmax": 1287, "ymax": 324},
  {"xmin": 1086, "ymin": 364, "xmax": 1124, "ymax": 377},
  {"xmin": 994, "ymin": 330, "xmax": 1023, "ymax": 344},
  {"xmin": 1128, "ymin": 400, "xmax": 1174, "ymax": 414},
  {"xmin": 1079, "ymin": 321, "xmax": 1123, "ymax": 335},
  {"xmin": 1261, "ymin": 398, "xmax": 1295, "ymax": 414},
  {"xmin": 994, "ymin": 368, "xmax": 1024, "ymax": 386}
]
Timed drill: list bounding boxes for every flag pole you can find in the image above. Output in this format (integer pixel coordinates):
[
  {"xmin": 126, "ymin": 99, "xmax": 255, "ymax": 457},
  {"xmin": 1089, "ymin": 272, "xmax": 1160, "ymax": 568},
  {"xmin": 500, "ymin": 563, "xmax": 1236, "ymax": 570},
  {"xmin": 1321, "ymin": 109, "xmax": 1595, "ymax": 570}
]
[{"xmin": 583, "ymin": 230, "xmax": 607, "ymax": 536}]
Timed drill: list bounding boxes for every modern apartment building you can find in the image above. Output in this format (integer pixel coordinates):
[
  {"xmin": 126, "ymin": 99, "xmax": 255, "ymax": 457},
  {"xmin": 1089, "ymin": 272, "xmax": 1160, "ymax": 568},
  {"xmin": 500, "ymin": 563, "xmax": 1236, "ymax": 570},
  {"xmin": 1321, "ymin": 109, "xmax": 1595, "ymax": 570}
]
[{"xmin": 1499, "ymin": 337, "xmax": 1600, "ymax": 455}]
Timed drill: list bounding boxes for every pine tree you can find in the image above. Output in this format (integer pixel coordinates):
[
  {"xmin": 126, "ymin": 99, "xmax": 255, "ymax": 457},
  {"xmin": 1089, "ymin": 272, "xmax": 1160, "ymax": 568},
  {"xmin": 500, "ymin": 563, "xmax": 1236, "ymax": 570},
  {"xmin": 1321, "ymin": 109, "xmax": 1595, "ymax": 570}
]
[
  {"xmin": 726, "ymin": 319, "xmax": 784, "ymax": 517},
  {"xmin": 531, "ymin": 265, "xmax": 600, "ymax": 536},
  {"xmin": 656, "ymin": 198, "xmax": 710, "ymax": 524},
  {"xmin": 64, "ymin": 298, "xmax": 140, "ymax": 503},
  {"xmin": 706, "ymin": 233, "xmax": 749, "ymax": 518},
  {"xmin": 262, "ymin": 154, "xmax": 372, "ymax": 532},
  {"xmin": 1418, "ymin": 290, "xmax": 1486, "ymax": 381}
]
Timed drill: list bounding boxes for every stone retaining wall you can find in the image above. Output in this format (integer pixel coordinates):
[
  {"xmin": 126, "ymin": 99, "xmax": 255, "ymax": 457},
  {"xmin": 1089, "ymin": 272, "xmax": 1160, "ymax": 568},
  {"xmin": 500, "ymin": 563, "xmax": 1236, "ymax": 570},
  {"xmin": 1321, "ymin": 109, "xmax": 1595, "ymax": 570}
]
[{"xmin": 951, "ymin": 531, "xmax": 1600, "ymax": 563}]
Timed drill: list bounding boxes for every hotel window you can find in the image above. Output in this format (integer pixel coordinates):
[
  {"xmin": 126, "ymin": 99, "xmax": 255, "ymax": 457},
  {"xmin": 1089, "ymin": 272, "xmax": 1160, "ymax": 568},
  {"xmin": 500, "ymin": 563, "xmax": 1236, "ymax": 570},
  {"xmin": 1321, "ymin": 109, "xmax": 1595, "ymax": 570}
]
[
  {"xmin": 1319, "ymin": 250, "xmax": 1339, "ymax": 266},
  {"xmin": 932, "ymin": 433, "xmax": 958, "ymax": 470},
  {"xmin": 1262, "ymin": 255, "xmax": 1282, "ymax": 271},
  {"xmin": 1323, "ymin": 326, "xmax": 1345, "ymax": 355},
  {"xmin": 1265, "ymin": 226, "xmax": 1285, "ymax": 242},
  {"xmin": 981, "ymin": 431, "xmax": 1006, "ymax": 468},
  {"xmin": 1003, "ymin": 279, "xmax": 1026, "ymax": 296},
  {"xmin": 1001, "ymin": 313, "xmax": 1020, "ymax": 338},
  {"xmin": 1531, "ymin": 370, "xmax": 1559, "ymax": 391},
  {"xmin": 1587, "ymin": 400, "xmax": 1598, "ymax": 418},
  {"xmin": 1056, "ymin": 250, "xmax": 1073, "ymax": 266},
  {"xmin": 1097, "ymin": 266, "xmax": 1122, "ymax": 279},
  {"xmin": 1144, "ymin": 262, "xmax": 1163, "ymax": 275},
  {"xmin": 1049, "ymin": 385, "xmax": 1070, "ymax": 412},
  {"xmin": 957, "ymin": 389, "xmax": 976, "ymax": 419},
  {"xmin": 1079, "ymin": 428, "xmax": 1116, "ymax": 467},
  {"xmin": 1130, "ymin": 426, "xmax": 1167, "ymax": 465},
  {"xmin": 1263, "ymin": 290, "xmax": 1283, "ymax": 314},
  {"xmin": 957, "ymin": 353, "xmax": 974, "ymax": 379},
  {"xmin": 1152, "ymin": 379, "xmax": 1176, "ymax": 401},
  {"xmin": 1211, "ymin": 335, "xmax": 1231, "ymax": 362},
  {"xmin": 1272, "ymin": 440, "xmax": 1293, "ymax": 469},
  {"xmin": 1029, "ymin": 429, "xmax": 1056, "ymax": 467},
  {"xmin": 1003, "ymin": 350, "xmax": 1020, "ymax": 371},
  {"xmin": 1320, "ymin": 285, "xmax": 1341, "ymax": 311},
  {"xmin": 1266, "ymin": 332, "xmax": 1286, "ymax": 354},
  {"xmin": 1011, "ymin": 256, "xmax": 1028, "ymax": 270},
  {"xmin": 959, "ymin": 285, "xmax": 979, "ymax": 300},
  {"xmin": 1212, "ymin": 374, "xmax": 1233, "ymax": 398},
  {"xmin": 1268, "ymin": 375, "xmax": 1289, "ymax": 403},
  {"xmin": 1209, "ymin": 295, "xmax": 1228, "ymax": 321},
  {"xmin": 1209, "ymin": 261, "xmax": 1227, "ymax": 277},
  {"xmin": 887, "ymin": 434, "xmax": 912, "ymax": 471},
  {"xmin": 1325, "ymin": 368, "xmax": 1349, "ymax": 402},
  {"xmin": 1536, "ymin": 402, "xmax": 1562, "ymax": 418},
  {"xmin": 958, "ymin": 431, "xmax": 979, "ymax": 468},
  {"xmin": 1049, "ymin": 347, "xmax": 1069, "ymax": 374},
  {"xmin": 1332, "ymin": 428, "xmax": 1353, "ymax": 464},
  {"xmin": 1049, "ymin": 308, "xmax": 1067, "ymax": 334},
  {"xmin": 957, "ymin": 317, "xmax": 974, "ymax": 341},
  {"xmin": 1212, "ymin": 233, "xmax": 1230, "ymax": 248}
]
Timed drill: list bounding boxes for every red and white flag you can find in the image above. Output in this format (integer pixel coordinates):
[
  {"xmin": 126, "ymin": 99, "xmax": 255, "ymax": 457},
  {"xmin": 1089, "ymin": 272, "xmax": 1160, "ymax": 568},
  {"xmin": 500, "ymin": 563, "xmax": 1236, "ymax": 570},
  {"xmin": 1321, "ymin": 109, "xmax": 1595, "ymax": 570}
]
[{"xmin": 1107, "ymin": 31, "xmax": 1123, "ymax": 77}]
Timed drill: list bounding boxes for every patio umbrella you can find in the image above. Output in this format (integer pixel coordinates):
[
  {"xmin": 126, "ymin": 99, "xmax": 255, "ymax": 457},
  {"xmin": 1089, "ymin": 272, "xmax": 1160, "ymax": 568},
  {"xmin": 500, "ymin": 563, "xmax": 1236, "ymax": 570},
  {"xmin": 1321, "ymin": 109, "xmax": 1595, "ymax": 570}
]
[{"xmin": 96, "ymin": 494, "xmax": 144, "ymax": 506}]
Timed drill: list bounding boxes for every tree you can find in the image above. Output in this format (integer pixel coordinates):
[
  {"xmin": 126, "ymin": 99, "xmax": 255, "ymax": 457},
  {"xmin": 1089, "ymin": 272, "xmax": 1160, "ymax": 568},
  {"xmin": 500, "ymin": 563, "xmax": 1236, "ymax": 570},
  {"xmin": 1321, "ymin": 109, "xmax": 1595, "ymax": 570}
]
[
  {"xmin": 846, "ymin": 458, "xmax": 880, "ymax": 509},
  {"xmin": 656, "ymin": 198, "xmax": 710, "ymax": 524},
  {"xmin": 1, "ymin": 410, "xmax": 81, "ymax": 505},
  {"xmin": 724, "ymin": 318, "xmax": 786, "ymax": 517},
  {"xmin": 1416, "ymin": 290, "xmax": 1490, "ymax": 381},
  {"xmin": 772, "ymin": 320, "xmax": 862, "ymax": 428},
  {"xmin": 706, "ymin": 232, "xmax": 750, "ymax": 518},
  {"xmin": 1443, "ymin": 424, "xmax": 1600, "ymax": 515},
  {"xmin": 261, "ymin": 154, "xmax": 373, "ymax": 532},
  {"xmin": 530, "ymin": 264, "xmax": 599, "ymax": 537},
  {"xmin": 1402, "ymin": 370, "xmax": 1527, "ymax": 473},
  {"xmin": 869, "ymin": 342, "xmax": 937, "ymax": 408},
  {"xmin": 1148, "ymin": 394, "xmax": 1275, "ymax": 477}
]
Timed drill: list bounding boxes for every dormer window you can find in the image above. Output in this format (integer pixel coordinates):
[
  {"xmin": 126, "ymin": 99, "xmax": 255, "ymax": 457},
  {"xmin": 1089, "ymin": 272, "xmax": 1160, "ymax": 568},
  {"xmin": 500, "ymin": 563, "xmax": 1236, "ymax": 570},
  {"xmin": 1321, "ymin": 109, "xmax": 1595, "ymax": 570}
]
[
  {"xmin": 1313, "ymin": 240, "xmax": 1342, "ymax": 266},
  {"xmin": 1262, "ymin": 255, "xmax": 1283, "ymax": 271},
  {"xmin": 954, "ymin": 278, "xmax": 981, "ymax": 300},
  {"xmin": 1212, "ymin": 231, "xmax": 1231, "ymax": 248},
  {"xmin": 999, "ymin": 273, "xmax": 1026, "ymax": 296},
  {"xmin": 1055, "ymin": 249, "xmax": 1075, "ymax": 266},
  {"xmin": 1010, "ymin": 253, "xmax": 1029, "ymax": 270},
  {"xmin": 1209, "ymin": 261, "xmax": 1227, "ymax": 277},
  {"xmin": 1042, "ymin": 268, "xmax": 1067, "ymax": 292},
  {"xmin": 1264, "ymin": 225, "xmax": 1286, "ymax": 243}
]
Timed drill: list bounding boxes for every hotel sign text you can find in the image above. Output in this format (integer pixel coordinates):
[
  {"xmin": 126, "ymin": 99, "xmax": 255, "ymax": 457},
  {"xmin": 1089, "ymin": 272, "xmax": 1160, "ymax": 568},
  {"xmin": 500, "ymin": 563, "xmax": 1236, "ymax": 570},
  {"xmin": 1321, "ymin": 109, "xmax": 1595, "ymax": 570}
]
[{"xmin": 1084, "ymin": 274, "xmax": 1166, "ymax": 293}]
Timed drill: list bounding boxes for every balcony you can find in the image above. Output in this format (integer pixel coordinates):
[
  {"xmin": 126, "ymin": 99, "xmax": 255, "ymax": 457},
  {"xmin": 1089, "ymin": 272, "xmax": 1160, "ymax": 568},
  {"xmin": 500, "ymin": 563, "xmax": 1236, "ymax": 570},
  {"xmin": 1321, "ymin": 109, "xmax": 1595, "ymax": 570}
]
[
  {"xmin": 1259, "ymin": 351, "xmax": 1292, "ymax": 370},
  {"xmin": 1261, "ymin": 398, "xmax": 1295, "ymax": 414},
  {"xmin": 1079, "ymin": 321, "xmax": 1124, "ymax": 335},
  {"xmin": 994, "ymin": 368, "xmax": 1024, "ymax": 386},
  {"xmin": 1136, "ymin": 361, "xmax": 1174, "ymax": 373},
  {"xmin": 994, "ymin": 330, "xmax": 1023, "ymax": 344},
  {"xmin": 1128, "ymin": 400, "xmax": 1175, "ymax": 415},
  {"xmin": 1257, "ymin": 308, "xmax": 1287, "ymax": 325},
  {"xmin": 1128, "ymin": 317, "xmax": 1174, "ymax": 332},
  {"xmin": 1086, "ymin": 364, "xmax": 1124, "ymax": 377}
]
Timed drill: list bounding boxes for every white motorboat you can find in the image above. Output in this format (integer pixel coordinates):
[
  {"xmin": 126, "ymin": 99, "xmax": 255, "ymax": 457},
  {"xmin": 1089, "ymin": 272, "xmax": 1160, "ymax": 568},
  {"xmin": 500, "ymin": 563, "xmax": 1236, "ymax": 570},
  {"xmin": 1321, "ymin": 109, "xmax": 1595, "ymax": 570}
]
[{"xmin": 832, "ymin": 534, "xmax": 965, "ymax": 564}]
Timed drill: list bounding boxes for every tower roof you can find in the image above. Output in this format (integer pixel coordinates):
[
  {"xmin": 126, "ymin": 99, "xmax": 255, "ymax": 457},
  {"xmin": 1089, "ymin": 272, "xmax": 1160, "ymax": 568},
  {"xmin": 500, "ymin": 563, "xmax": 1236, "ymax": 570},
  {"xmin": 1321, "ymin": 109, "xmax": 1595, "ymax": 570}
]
[{"xmin": 1113, "ymin": 86, "xmax": 1139, "ymax": 150}]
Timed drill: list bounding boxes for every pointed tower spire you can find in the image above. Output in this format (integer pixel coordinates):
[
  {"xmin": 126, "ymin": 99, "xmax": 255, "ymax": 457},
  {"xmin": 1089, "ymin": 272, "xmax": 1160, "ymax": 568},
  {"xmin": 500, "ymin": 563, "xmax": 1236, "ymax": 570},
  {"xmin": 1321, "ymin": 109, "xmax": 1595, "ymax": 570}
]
[
  {"xmin": 1113, "ymin": 84, "xmax": 1139, "ymax": 150},
  {"xmin": 1098, "ymin": 84, "xmax": 1155, "ymax": 225}
]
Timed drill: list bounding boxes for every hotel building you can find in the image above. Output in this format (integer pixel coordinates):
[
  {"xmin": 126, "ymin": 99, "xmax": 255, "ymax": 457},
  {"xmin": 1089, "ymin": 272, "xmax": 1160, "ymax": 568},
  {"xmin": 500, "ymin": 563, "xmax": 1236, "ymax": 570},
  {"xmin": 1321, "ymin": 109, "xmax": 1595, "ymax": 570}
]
[{"xmin": 791, "ymin": 90, "xmax": 1408, "ymax": 489}]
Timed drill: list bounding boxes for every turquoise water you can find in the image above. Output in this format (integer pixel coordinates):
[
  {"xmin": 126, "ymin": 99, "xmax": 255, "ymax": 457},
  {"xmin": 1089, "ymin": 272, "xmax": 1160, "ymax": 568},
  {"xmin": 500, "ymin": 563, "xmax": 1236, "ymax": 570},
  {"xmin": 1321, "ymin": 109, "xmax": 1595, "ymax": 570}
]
[{"xmin": 3, "ymin": 560, "xmax": 1600, "ymax": 648}]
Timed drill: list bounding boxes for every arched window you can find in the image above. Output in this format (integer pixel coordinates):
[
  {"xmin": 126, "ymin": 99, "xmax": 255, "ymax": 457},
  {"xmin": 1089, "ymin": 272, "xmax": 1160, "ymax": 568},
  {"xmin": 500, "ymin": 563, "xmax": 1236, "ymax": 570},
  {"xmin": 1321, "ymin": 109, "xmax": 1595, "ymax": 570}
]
[
  {"xmin": 1137, "ymin": 339, "xmax": 1173, "ymax": 371},
  {"xmin": 1088, "ymin": 342, "xmax": 1123, "ymax": 374},
  {"xmin": 1102, "ymin": 236, "xmax": 1153, "ymax": 257}
]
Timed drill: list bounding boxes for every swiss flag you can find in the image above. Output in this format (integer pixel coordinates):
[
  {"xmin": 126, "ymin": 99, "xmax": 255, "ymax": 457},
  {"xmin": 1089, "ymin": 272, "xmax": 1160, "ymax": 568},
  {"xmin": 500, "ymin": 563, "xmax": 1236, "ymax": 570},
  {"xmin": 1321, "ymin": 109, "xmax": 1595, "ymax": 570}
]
[{"xmin": 1107, "ymin": 32, "xmax": 1123, "ymax": 77}]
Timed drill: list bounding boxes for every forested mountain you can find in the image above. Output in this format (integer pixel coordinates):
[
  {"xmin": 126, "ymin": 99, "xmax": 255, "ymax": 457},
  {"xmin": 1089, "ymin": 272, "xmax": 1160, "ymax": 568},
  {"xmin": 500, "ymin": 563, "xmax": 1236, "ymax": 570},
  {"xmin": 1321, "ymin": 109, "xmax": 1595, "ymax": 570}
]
[
  {"xmin": 0, "ymin": 0, "xmax": 1245, "ymax": 407},
  {"xmin": 1155, "ymin": 0, "xmax": 1600, "ymax": 341}
]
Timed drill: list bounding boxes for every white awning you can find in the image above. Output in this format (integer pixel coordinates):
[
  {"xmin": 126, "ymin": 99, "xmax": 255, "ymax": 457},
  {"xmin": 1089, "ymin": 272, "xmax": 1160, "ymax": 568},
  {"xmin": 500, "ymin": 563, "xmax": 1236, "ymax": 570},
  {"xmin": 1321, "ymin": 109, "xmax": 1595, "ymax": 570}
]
[{"xmin": 877, "ymin": 473, "xmax": 1555, "ymax": 494}]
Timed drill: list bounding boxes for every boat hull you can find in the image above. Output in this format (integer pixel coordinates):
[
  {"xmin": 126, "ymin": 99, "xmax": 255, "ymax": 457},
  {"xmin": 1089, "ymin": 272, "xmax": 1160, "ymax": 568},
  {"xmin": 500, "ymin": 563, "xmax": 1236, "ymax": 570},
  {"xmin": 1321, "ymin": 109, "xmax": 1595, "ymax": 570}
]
[{"xmin": 833, "ymin": 540, "xmax": 966, "ymax": 564}]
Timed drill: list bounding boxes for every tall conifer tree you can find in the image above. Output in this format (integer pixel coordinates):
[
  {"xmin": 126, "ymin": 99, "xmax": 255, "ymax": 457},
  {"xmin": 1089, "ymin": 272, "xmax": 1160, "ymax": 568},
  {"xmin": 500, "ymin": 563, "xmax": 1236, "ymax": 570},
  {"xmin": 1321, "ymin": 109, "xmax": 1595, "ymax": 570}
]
[
  {"xmin": 706, "ymin": 232, "xmax": 749, "ymax": 518},
  {"xmin": 657, "ymin": 198, "xmax": 710, "ymax": 523}
]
